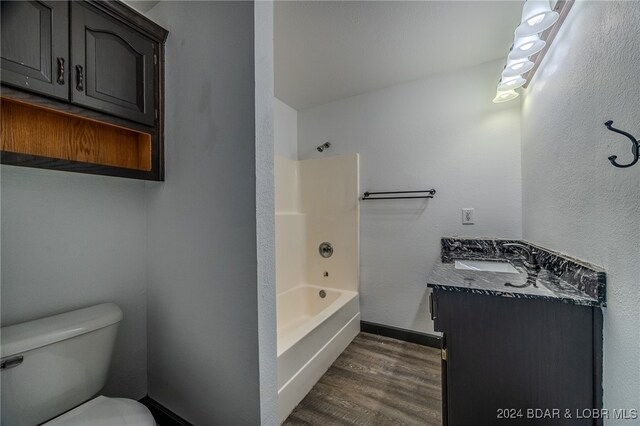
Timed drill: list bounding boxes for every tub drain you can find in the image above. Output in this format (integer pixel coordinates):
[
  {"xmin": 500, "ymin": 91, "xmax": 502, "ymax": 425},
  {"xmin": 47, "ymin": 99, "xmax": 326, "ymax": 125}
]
[{"xmin": 319, "ymin": 290, "xmax": 326, "ymax": 298}]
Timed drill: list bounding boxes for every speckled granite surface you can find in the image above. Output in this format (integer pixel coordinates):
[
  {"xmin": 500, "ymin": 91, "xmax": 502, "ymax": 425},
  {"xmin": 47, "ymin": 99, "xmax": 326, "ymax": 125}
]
[{"xmin": 427, "ymin": 238, "xmax": 606, "ymax": 307}]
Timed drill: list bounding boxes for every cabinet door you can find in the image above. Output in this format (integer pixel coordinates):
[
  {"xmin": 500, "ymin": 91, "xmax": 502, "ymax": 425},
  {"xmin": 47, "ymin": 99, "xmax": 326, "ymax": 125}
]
[
  {"xmin": 438, "ymin": 292, "xmax": 594, "ymax": 426},
  {"xmin": 70, "ymin": 1, "xmax": 155, "ymax": 126},
  {"xmin": 1, "ymin": 0, "xmax": 69, "ymax": 100}
]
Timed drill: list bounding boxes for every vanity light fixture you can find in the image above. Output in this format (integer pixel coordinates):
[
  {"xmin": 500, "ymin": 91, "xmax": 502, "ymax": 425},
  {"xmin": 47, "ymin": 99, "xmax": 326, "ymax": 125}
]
[
  {"xmin": 509, "ymin": 34, "xmax": 546, "ymax": 60},
  {"xmin": 515, "ymin": 0, "xmax": 560, "ymax": 37},
  {"xmin": 492, "ymin": 0, "xmax": 574, "ymax": 103},
  {"xmin": 492, "ymin": 89, "xmax": 519, "ymax": 104},
  {"xmin": 502, "ymin": 58, "xmax": 535, "ymax": 78},
  {"xmin": 498, "ymin": 75, "xmax": 526, "ymax": 91}
]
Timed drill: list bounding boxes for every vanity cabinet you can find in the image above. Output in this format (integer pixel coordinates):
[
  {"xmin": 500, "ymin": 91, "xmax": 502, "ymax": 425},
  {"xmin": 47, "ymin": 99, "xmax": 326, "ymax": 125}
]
[
  {"xmin": 0, "ymin": 1, "xmax": 69, "ymax": 100},
  {"xmin": 1, "ymin": 0, "xmax": 167, "ymax": 180},
  {"xmin": 431, "ymin": 290, "xmax": 603, "ymax": 426}
]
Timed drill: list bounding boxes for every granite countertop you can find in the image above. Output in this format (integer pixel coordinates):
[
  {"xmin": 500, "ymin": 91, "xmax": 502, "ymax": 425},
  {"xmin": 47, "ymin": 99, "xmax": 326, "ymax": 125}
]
[{"xmin": 427, "ymin": 238, "xmax": 606, "ymax": 307}]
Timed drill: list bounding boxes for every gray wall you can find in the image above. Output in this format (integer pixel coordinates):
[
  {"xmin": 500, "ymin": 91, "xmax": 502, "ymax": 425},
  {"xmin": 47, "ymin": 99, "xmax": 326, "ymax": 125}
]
[
  {"xmin": 298, "ymin": 60, "xmax": 522, "ymax": 334},
  {"xmin": 1, "ymin": 166, "xmax": 148, "ymax": 399},
  {"xmin": 274, "ymin": 98, "xmax": 298, "ymax": 160},
  {"xmin": 1, "ymin": 3, "xmax": 276, "ymax": 422},
  {"xmin": 145, "ymin": 2, "xmax": 268, "ymax": 424},
  {"xmin": 255, "ymin": 1, "xmax": 278, "ymax": 424},
  {"xmin": 521, "ymin": 1, "xmax": 640, "ymax": 411}
]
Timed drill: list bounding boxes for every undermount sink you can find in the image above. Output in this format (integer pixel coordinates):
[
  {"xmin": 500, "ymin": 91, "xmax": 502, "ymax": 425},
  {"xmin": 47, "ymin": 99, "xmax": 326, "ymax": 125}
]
[{"xmin": 454, "ymin": 260, "xmax": 519, "ymax": 274}]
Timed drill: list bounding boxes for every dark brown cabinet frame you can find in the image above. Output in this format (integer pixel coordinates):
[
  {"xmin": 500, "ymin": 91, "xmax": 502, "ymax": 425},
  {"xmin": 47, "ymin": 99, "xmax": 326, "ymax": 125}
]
[
  {"xmin": 1, "ymin": 0, "xmax": 168, "ymax": 181},
  {"xmin": 433, "ymin": 290, "xmax": 604, "ymax": 426}
]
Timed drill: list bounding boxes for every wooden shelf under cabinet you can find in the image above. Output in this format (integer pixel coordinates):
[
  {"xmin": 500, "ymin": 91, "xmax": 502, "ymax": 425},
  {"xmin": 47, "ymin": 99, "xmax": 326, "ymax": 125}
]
[{"xmin": 1, "ymin": 97, "xmax": 152, "ymax": 172}]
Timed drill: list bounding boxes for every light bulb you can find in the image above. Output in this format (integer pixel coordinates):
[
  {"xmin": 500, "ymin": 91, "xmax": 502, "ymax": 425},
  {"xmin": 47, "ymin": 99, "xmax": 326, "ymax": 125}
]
[
  {"xmin": 515, "ymin": 0, "xmax": 559, "ymax": 37},
  {"xmin": 498, "ymin": 75, "xmax": 526, "ymax": 91},
  {"xmin": 509, "ymin": 35, "xmax": 546, "ymax": 60},
  {"xmin": 520, "ymin": 42, "xmax": 535, "ymax": 51},
  {"xmin": 527, "ymin": 13, "xmax": 545, "ymax": 26},
  {"xmin": 492, "ymin": 89, "xmax": 519, "ymax": 103},
  {"xmin": 502, "ymin": 58, "xmax": 534, "ymax": 78}
]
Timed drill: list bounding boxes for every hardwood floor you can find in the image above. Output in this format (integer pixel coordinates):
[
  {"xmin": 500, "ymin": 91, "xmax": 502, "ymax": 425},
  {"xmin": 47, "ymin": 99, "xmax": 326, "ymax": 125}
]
[{"xmin": 283, "ymin": 332, "xmax": 442, "ymax": 426}]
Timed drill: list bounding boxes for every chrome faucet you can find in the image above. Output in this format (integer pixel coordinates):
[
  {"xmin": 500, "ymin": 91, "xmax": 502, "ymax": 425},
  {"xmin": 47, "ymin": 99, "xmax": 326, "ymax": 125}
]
[{"xmin": 502, "ymin": 243, "xmax": 538, "ymax": 268}]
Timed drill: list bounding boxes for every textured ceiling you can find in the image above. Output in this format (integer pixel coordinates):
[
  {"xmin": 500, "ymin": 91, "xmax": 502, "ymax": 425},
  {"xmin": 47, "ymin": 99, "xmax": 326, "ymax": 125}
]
[{"xmin": 275, "ymin": 1, "xmax": 524, "ymax": 110}]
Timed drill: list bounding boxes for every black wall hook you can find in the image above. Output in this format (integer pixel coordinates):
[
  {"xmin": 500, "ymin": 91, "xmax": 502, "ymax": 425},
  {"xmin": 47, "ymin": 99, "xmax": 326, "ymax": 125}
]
[{"xmin": 605, "ymin": 120, "xmax": 639, "ymax": 168}]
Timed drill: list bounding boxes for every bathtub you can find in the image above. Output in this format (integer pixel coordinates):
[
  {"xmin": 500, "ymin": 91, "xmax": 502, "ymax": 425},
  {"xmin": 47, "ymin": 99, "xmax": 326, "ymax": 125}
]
[{"xmin": 277, "ymin": 284, "xmax": 360, "ymax": 423}]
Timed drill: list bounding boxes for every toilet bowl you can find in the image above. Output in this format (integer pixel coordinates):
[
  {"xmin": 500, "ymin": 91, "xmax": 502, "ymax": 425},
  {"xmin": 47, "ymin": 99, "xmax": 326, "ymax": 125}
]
[
  {"xmin": 44, "ymin": 396, "xmax": 155, "ymax": 426},
  {"xmin": 1, "ymin": 303, "xmax": 155, "ymax": 426}
]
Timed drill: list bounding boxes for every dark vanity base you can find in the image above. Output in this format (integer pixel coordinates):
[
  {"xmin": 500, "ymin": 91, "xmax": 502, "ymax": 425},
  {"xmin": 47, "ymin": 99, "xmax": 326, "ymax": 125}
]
[{"xmin": 432, "ymin": 290, "xmax": 603, "ymax": 426}]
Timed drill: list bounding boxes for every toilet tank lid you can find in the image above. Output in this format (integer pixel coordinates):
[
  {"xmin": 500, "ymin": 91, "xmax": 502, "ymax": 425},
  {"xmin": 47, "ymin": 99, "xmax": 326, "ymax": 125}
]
[{"xmin": 1, "ymin": 303, "xmax": 123, "ymax": 359}]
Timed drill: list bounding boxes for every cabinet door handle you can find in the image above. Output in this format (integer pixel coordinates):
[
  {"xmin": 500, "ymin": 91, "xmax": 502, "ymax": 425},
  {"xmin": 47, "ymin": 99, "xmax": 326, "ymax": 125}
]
[
  {"xmin": 0, "ymin": 355, "xmax": 23, "ymax": 370},
  {"xmin": 75, "ymin": 65, "xmax": 84, "ymax": 91},
  {"xmin": 430, "ymin": 293, "xmax": 436, "ymax": 320},
  {"xmin": 57, "ymin": 57, "xmax": 65, "ymax": 85}
]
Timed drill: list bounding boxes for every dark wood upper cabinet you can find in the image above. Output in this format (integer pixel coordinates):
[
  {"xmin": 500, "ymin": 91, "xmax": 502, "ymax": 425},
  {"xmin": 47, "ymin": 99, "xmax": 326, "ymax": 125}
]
[
  {"xmin": 1, "ymin": 1, "xmax": 69, "ymax": 100},
  {"xmin": 70, "ymin": 1, "xmax": 155, "ymax": 126},
  {"xmin": 1, "ymin": 0, "xmax": 168, "ymax": 181}
]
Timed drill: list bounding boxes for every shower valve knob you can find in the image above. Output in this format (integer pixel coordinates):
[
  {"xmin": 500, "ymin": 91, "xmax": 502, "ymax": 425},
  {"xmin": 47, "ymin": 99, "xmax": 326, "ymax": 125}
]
[{"xmin": 319, "ymin": 242, "xmax": 334, "ymax": 258}]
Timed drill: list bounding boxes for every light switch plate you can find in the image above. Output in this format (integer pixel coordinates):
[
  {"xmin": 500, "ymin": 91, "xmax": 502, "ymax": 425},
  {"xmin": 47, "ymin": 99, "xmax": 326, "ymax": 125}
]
[{"xmin": 462, "ymin": 208, "xmax": 474, "ymax": 225}]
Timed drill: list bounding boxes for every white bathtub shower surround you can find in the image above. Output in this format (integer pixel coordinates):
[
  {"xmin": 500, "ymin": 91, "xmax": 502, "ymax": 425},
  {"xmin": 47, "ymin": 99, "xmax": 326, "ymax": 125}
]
[
  {"xmin": 275, "ymin": 154, "xmax": 360, "ymax": 294},
  {"xmin": 277, "ymin": 285, "xmax": 360, "ymax": 423},
  {"xmin": 275, "ymin": 156, "xmax": 305, "ymax": 295},
  {"xmin": 300, "ymin": 155, "xmax": 359, "ymax": 292},
  {"xmin": 275, "ymin": 156, "xmax": 300, "ymax": 214},
  {"xmin": 274, "ymin": 153, "xmax": 360, "ymax": 422}
]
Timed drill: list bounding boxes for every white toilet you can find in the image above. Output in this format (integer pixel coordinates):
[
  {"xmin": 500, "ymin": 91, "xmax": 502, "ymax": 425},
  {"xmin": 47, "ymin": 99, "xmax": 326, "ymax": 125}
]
[{"xmin": 1, "ymin": 303, "xmax": 156, "ymax": 426}]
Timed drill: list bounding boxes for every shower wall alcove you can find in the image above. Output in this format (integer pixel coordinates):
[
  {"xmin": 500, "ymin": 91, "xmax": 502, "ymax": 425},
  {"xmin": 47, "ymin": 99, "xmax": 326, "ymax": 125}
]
[{"xmin": 275, "ymin": 153, "xmax": 360, "ymax": 423}]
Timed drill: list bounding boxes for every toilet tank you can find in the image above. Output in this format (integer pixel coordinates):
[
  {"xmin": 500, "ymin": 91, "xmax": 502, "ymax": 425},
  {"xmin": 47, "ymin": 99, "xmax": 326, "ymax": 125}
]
[{"xmin": 1, "ymin": 303, "xmax": 123, "ymax": 426}]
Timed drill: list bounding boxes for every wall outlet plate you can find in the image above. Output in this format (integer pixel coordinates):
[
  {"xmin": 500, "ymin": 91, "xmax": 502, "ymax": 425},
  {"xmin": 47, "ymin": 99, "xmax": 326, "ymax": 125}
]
[{"xmin": 462, "ymin": 208, "xmax": 474, "ymax": 225}]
